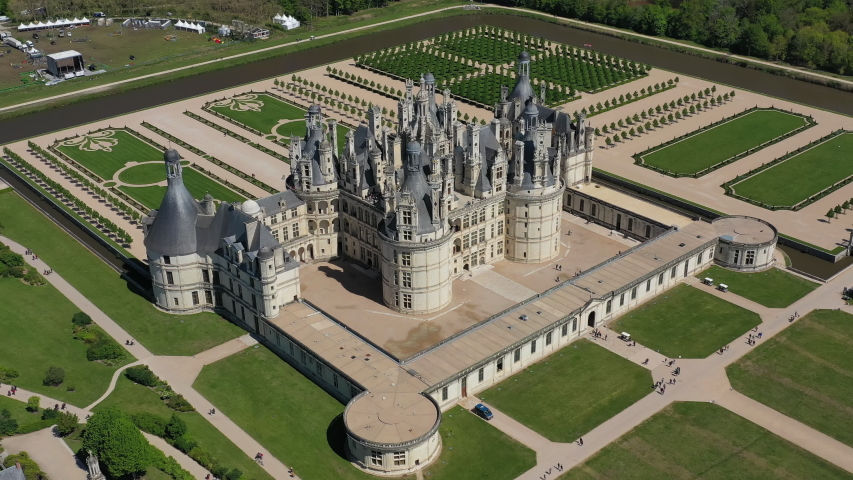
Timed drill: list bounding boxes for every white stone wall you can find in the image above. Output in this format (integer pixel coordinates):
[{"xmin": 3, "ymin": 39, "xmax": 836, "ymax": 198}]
[
  {"xmin": 149, "ymin": 251, "xmax": 210, "ymax": 313},
  {"xmin": 714, "ymin": 240, "xmax": 776, "ymax": 272},
  {"xmin": 504, "ymin": 186, "xmax": 564, "ymax": 263},
  {"xmin": 380, "ymin": 233, "xmax": 454, "ymax": 314},
  {"xmin": 347, "ymin": 432, "xmax": 441, "ymax": 473},
  {"xmin": 429, "ymin": 244, "xmax": 716, "ymax": 409}
]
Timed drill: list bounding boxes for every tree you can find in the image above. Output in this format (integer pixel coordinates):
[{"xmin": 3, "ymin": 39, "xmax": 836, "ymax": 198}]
[
  {"xmin": 72, "ymin": 312, "xmax": 92, "ymax": 327},
  {"xmin": 605, "ymin": 137, "xmax": 613, "ymax": 146},
  {"xmin": 834, "ymin": 205, "xmax": 843, "ymax": 216},
  {"xmin": 827, "ymin": 210, "xmax": 835, "ymax": 223},
  {"xmin": 844, "ymin": 201, "xmax": 851, "ymax": 211},
  {"xmin": 55, "ymin": 411, "xmax": 79, "ymax": 437},
  {"xmin": 27, "ymin": 396, "xmax": 40, "ymax": 412},
  {"xmin": 43, "ymin": 366, "xmax": 64, "ymax": 387},
  {"xmin": 82, "ymin": 407, "xmax": 153, "ymax": 478},
  {"xmin": 621, "ymin": 131, "xmax": 628, "ymax": 140},
  {"xmin": 166, "ymin": 414, "xmax": 187, "ymax": 440}
]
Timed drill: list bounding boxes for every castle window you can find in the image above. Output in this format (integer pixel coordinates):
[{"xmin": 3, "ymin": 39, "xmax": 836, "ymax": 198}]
[
  {"xmin": 580, "ymin": 199, "xmax": 585, "ymax": 212},
  {"xmin": 497, "ymin": 241, "xmax": 504, "ymax": 255},
  {"xmin": 393, "ymin": 451, "xmax": 406, "ymax": 466},
  {"xmin": 463, "ymin": 235, "xmax": 470, "ymax": 249},
  {"xmin": 163, "ymin": 256, "xmax": 171, "ymax": 265},
  {"xmin": 202, "ymin": 270, "xmax": 210, "ymax": 283},
  {"xmin": 471, "ymin": 232, "xmax": 478, "ymax": 246},
  {"xmin": 646, "ymin": 279, "xmax": 651, "ymax": 292},
  {"xmin": 403, "ymin": 294, "xmax": 412, "ymax": 309},
  {"xmin": 606, "ymin": 300, "xmax": 612, "ymax": 313},
  {"xmin": 497, "ymin": 221, "xmax": 504, "ymax": 235},
  {"xmin": 514, "ymin": 348, "xmax": 521, "ymax": 362},
  {"xmin": 631, "ymin": 287, "xmax": 637, "ymax": 300},
  {"xmin": 496, "ymin": 357, "xmax": 504, "ymax": 372},
  {"xmin": 403, "ymin": 231, "xmax": 412, "ymax": 241},
  {"xmin": 495, "ymin": 167, "xmax": 503, "ymax": 179},
  {"xmin": 479, "ymin": 228, "xmax": 486, "ymax": 243},
  {"xmin": 562, "ymin": 323, "xmax": 568, "ymax": 336},
  {"xmin": 478, "ymin": 368, "xmax": 484, "ymax": 382},
  {"xmin": 745, "ymin": 251, "xmax": 755, "ymax": 265},
  {"xmin": 333, "ymin": 373, "xmax": 339, "ymax": 388},
  {"xmin": 572, "ymin": 318, "xmax": 578, "ymax": 332},
  {"xmin": 271, "ymin": 215, "xmax": 278, "ymax": 225},
  {"xmin": 282, "ymin": 227, "xmax": 289, "ymax": 241},
  {"xmin": 619, "ymin": 293, "xmax": 625, "ymax": 306},
  {"xmin": 530, "ymin": 340, "xmax": 537, "ymax": 354},
  {"xmin": 402, "ymin": 271, "xmax": 411, "ymax": 288},
  {"xmin": 698, "ymin": 252, "xmax": 704, "ymax": 264},
  {"xmin": 734, "ymin": 250, "xmax": 741, "ymax": 264},
  {"xmin": 205, "ymin": 290, "xmax": 213, "ymax": 305},
  {"xmin": 252, "ymin": 294, "xmax": 257, "ymax": 308},
  {"xmin": 546, "ymin": 331, "xmax": 553, "ymax": 346},
  {"xmin": 292, "ymin": 223, "xmax": 299, "ymax": 237},
  {"xmin": 402, "ymin": 210, "xmax": 412, "ymax": 225},
  {"xmin": 591, "ymin": 204, "xmax": 597, "ymax": 216},
  {"xmin": 316, "ymin": 362, "xmax": 323, "ymax": 377},
  {"xmin": 441, "ymin": 386, "xmax": 448, "ymax": 401},
  {"xmin": 166, "ymin": 272, "xmax": 174, "ymax": 285},
  {"xmin": 290, "ymin": 208, "xmax": 297, "ymax": 218},
  {"xmin": 370, "ymin": 451, "xmax": 383, "ymax": 467},
  {"xmin": 463, "ymin": 216, "xmax": 469, "ymax": 229},
  {"xmin": 659, "ymin": 273, "xmax": 664, "ymax": 284},
  {"xmin": 192, "ymin": 291, "xmax": 199, "ymax": 305},
  {"xmin": 173, "ymin": 297, "xmax": 179, "ymax": 306}
]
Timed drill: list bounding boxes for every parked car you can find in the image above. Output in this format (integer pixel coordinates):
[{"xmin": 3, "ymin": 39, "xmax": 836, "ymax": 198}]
[{"xmin": 473, "ymin": 403, "xmax": 493, "ymax": 420}]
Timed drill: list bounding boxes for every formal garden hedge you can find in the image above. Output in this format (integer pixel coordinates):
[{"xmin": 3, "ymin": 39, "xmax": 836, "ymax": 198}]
[{"xmin": 185, "ymin": 109, "xmax": 290, "ymax": 165}]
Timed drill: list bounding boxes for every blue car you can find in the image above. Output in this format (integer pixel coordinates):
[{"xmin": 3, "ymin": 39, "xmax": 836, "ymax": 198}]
[{"xmin": 473, "ymin": 403, "xmax": 493, "ymax": 420}]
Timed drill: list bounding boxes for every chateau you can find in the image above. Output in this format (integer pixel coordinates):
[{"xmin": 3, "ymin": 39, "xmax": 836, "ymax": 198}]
[{"xmin": 142, "ymin": 51, "xmax": 778, "ymax": 475}]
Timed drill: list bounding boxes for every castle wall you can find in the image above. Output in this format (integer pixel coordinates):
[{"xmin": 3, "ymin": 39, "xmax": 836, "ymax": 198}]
[
  {"xmin": 504, "ymin": 186, "xmax": 564, "ymax": 263},
  {"xmin": 564, "ymin": 189, "xmax": 671, "ymax": 241},
  {"xmin": 380, "ymin": 232, "xmax": 454, "ymax": 314}
]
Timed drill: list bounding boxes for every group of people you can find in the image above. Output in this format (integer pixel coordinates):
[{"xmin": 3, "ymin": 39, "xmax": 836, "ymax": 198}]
[
  {"xmin": 789, "ymin": 311, "xmax": 800, "ymax": 322},
  {"xmin": 539, "ymin": 462, "xmax": 565, "ymax": 479},
  {"xmin": 717, "ymin": 344, "xmax": 731, "ymax": 355},
  {"xmin": 124, "ymin": 339, "xmax": 136, "ymax": 346},
  {"xmin": 42, "ymin": 269, "xmax": 53, "ymax": 275},
  {"xmin": 4, "ymin": 384, "xmax": 18, "ymax": 397},
  {"xmin": 590, "ymin": 329, "xmax": 606, "ymax": 340},
  {"xmin": 746, "ymin": 327, "xmax": 762, "ymax": 346}
]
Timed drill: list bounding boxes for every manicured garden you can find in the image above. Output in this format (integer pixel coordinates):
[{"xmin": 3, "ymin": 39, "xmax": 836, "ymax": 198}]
[
  {"xmin": 529, "ymin": 47, "xmax": 646, "ymax": 93},
  {"xmin": 209, "ymin": 93, "xmax": 308, "ymax": 134},
  {"xmin": 56, "ymin": 129, "xmax": 163, "ymax": 180},
  {"xmin": 433, "ymin": 28, "xmax": 545, "ymax": 65},
  {"xmin": 697, "ymin": 266, "xmax": 818, "ymax": 308},
  {"xmin": 357, "ymin": 44, "xmax": 479, "ymax": 85},
  {"xmin": 478, "ymin": 340, "xmax": 650, "ymax": 442},
  {"xmin": 640, "ymin": 109, "xmax": 808, "ymax": 175},
  {"xmin": 118, "ymin": 167, "xmax": 245, "ymax": 210},
  {"xmin": 93, "ymin": 374, "xmax": 273, "ymax": 480},
  {"xmin": 117, "ymin": 161, "xmax": 187, "ymax": 185},
  {"xmin": 561, "ymin": 402, "xmax": 852, "ymax": 479},
  {"xmin": 422, "ymin": 406, "xmax": 536, "ymax": 480},
  {"xmin": 727, "ymin": 309, "xmax": 853, "ymax": 448},
  {"xmin": 193, "ymin": 346, "xmax": 373, "ymax": 480},
  {"xmin": 0, "ymin": 275, "xmax": 126, "ymax": 406},
  {"xmin": 612, "ymin": 284, "xmax": 762, "ymax": 358},
  {"xmin": 730, "ymin": 132, "xmax": 853, "ymax": 207},
  {"xmin": 0, "ymin": 193, "xmax": 244, "ymax": 356}
]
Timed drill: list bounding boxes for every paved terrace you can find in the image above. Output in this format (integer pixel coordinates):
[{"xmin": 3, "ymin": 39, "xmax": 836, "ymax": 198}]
[{"xmin": 273, "ymin": 220, "xmax": 715, "ymax": 403}]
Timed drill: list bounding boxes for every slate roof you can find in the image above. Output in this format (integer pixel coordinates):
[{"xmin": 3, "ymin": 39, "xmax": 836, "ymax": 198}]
[
  {"xmin": 143, "ymin": 149, "xmax": 202, "ymax": 256},
  {"xmin": 0, "ymin": 464, "xmax": 25, "ymax": 480}
]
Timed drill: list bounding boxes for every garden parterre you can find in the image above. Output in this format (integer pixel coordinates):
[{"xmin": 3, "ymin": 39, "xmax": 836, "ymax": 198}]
[
  {"xmin": 357, "ymin": 44, "xmax": 479, "ymax": 85},
  {"xmin": 432, "ymin": 27, "xmax": 546, "ymax": 65}
]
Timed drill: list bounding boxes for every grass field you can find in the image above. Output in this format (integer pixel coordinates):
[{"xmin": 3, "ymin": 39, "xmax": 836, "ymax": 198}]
[
  {"xmin": 193, "ymin": 346, "xmax": 373, "ymax": 480},
  {"xmin": 56, "ymin": 129, "xmax": 162, "ymax": 180},
  {"xmin": 640, "ymin": 109, "xmax": 807, "ymax": 175},
  {"xmin": 423, "ymin": 406, "xmax": 537, "ymax": 480},
  {"xmin": 0, "ymin": 275, "xmax": 127, "ymax": 407},
  {"xmin": 560, "ymin": 402, "xmax": 852, "ymax": 480},
  {"xmin": 117, "ymin": 160, "xmax": 188, "ymax": 185},
  {"xmin": 478, "ymin": 340, "xmax": 650, "ymax": 442},
  {"xmin": 210, "ymin": 94, "xmax": 306, "ymax": 134},
  {"xmin": 0, "ymin": 192, "xmax": 244, "ymax": 356},
  {"xmin": 0, "ymin": 395, "xmax": 52, "ymax": 430},
  {"xmin": 727, "ymin": 309, "xmax": 853, "ymax": 448},
  {"xmin": 94, "ymin": 375, "xmax": 273, "ymax": 480},
  {"xmin": 612, "ymin": 284, "xmax": 762, "ymax": 358},
  {"xmin": 276, "ymin": 121, "xmax": 350, "ymax": 154},
  {"xmin": 731, "ymin": 133, "xmax": 853, "ymax": 207},
  {"xmin": 118, "ymin": 167, "xmax": 245, "ymax": 209},
  {"xmin": 697, "ymin": 266, "xmax": 818, "ymax": 308}
]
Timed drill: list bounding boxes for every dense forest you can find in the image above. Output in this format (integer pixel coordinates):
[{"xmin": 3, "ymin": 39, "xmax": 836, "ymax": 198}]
[{"xmin": 495, "ymin": 0, "xmax": 853, "ymax": 75}]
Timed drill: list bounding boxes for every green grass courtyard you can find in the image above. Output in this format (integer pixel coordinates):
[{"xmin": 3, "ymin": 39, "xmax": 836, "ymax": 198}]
[
  {"xmin": 93, "ymin": 375, "xmax": 273, "ymax": 480},
  {"xmin": 56, "ymin": 129, "xmax": 163, "ymax": 180},
  {"xmin": 0, "ymin": 275, "xmax": 128, "ymax": 406},
  {"xmin": 423, "ymin": 406, "xmax": 536, "ymax": 480},
  {"xmin": 697, "ymin": 265, "xmax": 818, "ymax": 308},
  {"xmin": 727, "ymin": 309, "xmax": 853, "ymax": 448},
  {"xmin": 640, "ymin": 109, "xmax": 807, "ymax": 175},
  {"xmin": 0, "ymin": 192, "xmax": 244, "ymax": 356},
  {"xmin": 209, "ymin": 93, "xmax": 306, "ymax": 134},
  {"xmin": 731, "ymin": 132, "xmax": 853, "ymax": 207},
  {"xmin": 560, "ymin": 402, "xmax": 853, "ymax": 480},
  {"xmin": 612, "ymin": 284, "xmax": 762, "ymax": 358},
  {"xmin": 118, "ymin": 166, "xmax": 246, "ymax": 210},
  {"xmin": 478, "ymin": 340, "xmax": 650, "ymax": 443}
]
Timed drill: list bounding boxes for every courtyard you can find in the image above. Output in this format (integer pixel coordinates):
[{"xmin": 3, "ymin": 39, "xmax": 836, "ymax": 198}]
[
  {"xmin": 477, "ymin": 340, "xmax": 650, "ymax": 443},
  {"xmin": 727, "ymin": 309, "xmax": 853, "ymax": 448},
  {"xmin": 561, "ymin": 402, "xmax": 852, "ymax": 480},
  {"xmin": 611, "ymin": 284, "xmax": 762, "ymax": 358},
  {"xmin": 696, "ymin": 265, "xmax": 819, "ymax": 308}
]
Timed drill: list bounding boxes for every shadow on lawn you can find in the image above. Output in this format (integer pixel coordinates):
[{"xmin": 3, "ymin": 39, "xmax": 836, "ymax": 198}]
[{"xmin": 326, "ymin": 413, "xmax": 350, "ymax": 462}]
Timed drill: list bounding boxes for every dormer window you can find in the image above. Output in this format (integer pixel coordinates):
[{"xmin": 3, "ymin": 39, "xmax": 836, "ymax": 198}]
[{"xmin": 402, "ymin": 211, "xmax": 412, "ymax": 225}]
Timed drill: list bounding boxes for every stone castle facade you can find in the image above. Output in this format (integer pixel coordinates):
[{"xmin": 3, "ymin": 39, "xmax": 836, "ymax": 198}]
[{"xmin": 143, "ymin": 51, "xmax": 594, "ymax": 318}]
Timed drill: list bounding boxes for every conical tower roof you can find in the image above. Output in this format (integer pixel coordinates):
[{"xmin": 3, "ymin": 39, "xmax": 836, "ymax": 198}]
[{"xmin": 143, "ymin": 149, "xmax": 202, "ymax": 256}]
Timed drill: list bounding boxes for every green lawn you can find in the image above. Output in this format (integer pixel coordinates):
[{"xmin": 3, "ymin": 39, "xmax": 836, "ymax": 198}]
[
  {"xmin": 478, "ymin": 340, "xmax": 650, "ymax": 442},
  {"xmin": 423, "ymin": 406, "xmax": 536, "ymax": 480},
  {"xmin": 0, "ymin": 192, "xmax": 244, "ymax": 356},
  {"xmin": 56, "ymin": 130, "xmax": 163, "ymax": 180},
  {"xmin": 275, "ymin": 119, "xmax": 350, "ymax": 154},
  {"xmin": 727, "ymin": 309, "xmax": 853, "ymax": 448},
  {"xmin": 612, "ymin": 284, "xmax": 762, "ymax": 358},
  {"xmin": 194, "ymin": 346, "xmax": 373, "ymax": 480},
  {"xmin": 118, "ymin": 168, "xmax": 245, "ymax": 210},
  {"xmin": 117, "ymin": 161, "xmax": 188, "ymax": 186},
  {"xmin": 731, "ymin": 133, "xmax": 853, "ymax": 207},
  {"xmin": 641, "ymin": 109, "xmax": 807, "ymax": 175},
  {"xmin": 94, "ymin": 375, "xmax": 273, "ymax": 480},
  {"xmin": 0, "ymin": 276, "xmax": 127, "ymax": 407},
  {"xmin": 0, "ymin": 395, "xmax": 47, "ymax": 428},
  {"xmin": 697, "ymin": 266, "xmax": 818, "ymax": 308},
  {"xmin": 560, "ymin": 402, "xmax": 852, "ymax": 480},
  {"xmin": 210, "ymin": 94, "xmax": 306, "ymax": 134}
]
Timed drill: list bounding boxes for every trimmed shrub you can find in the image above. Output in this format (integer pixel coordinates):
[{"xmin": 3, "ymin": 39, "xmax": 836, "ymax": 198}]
[
  {"xmin": 167, "ymin": 394, "xmax": 194, "ymax": 413},
  {"xmin": 188, "ymin": 447, "xmax": 216, "ymax": 470},
  {"xmin": 125, "ymin": 365, "xmax": 160, "ymax": 387},
  {"xmin": 72, "ymin": 312, "xmax": 93, "ymax": 327},
  {"xmin": 43, "ymin": 366, "xmax": 65, "ymax": 386},
  {"xmin": 8, "ymin": 266, "xmax": 24, "ymax": 278},
  {"xmin": 0, "ymin": 366, "xmax": 20, "ymax": 383},
  {"xmin": 165, "ymin": 413, "xmax": 187, "ymax": 439},
  {"xmin": 55, "ymin": 411, "xmax": 79, "ymax": 437},
  {"xmin": 173, "ymin": 435, "xmax": 198, "ymax": 454},
  {"xmin": 86, "ymin": 340, "xmax": 124, "ymax": 362},
  {"xmin": 131, "ymin": 412, "xmax": 168, "ymax": 437},
  {"xmin": 41, "ymin": 408, "xmax": 60, "ymax": 420}
]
